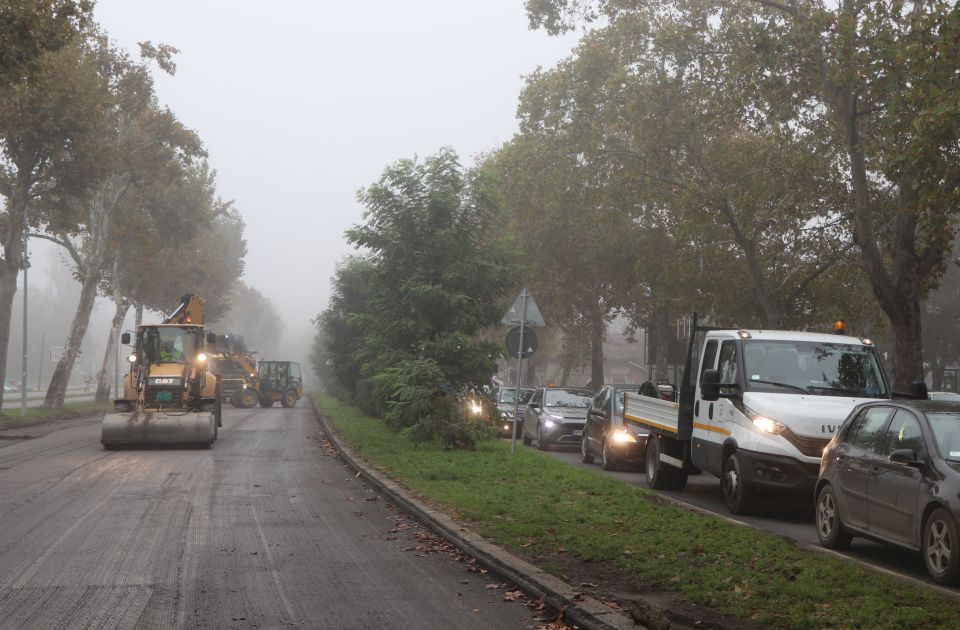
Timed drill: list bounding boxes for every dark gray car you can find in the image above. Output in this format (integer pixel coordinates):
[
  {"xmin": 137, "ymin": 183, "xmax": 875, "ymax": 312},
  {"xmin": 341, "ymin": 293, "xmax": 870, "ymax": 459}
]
[
  {"xmin": 816, "ymin": 399, "xmax": 960, "ymax": 583},
  {"xmin": 581, "ymin": 384, "xmax": 647, "ymax": 470},
  {"xmin": 522, "ymin": 387, "xmax": 593, "ymax": 450},
  {"xmin": 495, "ymin": 386, "xmax": 534, "ymax": 437}
]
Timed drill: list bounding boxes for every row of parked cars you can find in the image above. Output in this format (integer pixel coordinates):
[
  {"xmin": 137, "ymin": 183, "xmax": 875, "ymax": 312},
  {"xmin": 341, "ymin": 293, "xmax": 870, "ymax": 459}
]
[{"xmin": 490, "ymin": 383, "xmax": 960, "ymax": 584}]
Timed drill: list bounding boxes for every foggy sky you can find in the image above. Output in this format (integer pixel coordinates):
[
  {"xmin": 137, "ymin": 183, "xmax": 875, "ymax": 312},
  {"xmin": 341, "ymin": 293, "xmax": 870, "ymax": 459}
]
[{"xmin": 91, "ymin": 1, "xmax": 580, "ymax": 345}]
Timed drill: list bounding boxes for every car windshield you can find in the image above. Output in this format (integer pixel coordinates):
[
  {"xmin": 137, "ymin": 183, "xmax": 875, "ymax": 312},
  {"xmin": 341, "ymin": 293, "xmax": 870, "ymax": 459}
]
[
  {"xmin": 499, "ymin": 388, "xmax": 533, "ymax": 404},
  {"xmin": 544, "ymin": 389, "xmax": 593, "ymax": 407},
  {"xmin": 927, "ymin": 412, "xmax": 960, "ymax": 462},
  {"xmin": 742, "ymin": 340, "xmax": 888, "ymax": 398}
]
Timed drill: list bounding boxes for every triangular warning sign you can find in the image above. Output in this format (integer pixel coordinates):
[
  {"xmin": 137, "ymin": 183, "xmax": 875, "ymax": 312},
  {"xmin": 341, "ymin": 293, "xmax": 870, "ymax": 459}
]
[{"xmin": 501, "ymin": 288, "xmax": 545, "ymax": 327}]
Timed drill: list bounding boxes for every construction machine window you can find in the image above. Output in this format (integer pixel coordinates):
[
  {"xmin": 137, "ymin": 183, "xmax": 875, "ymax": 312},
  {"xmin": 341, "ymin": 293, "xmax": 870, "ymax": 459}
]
[{"xmin": 141, "ymin": 327, "xmax": 199, "ymax": 363}]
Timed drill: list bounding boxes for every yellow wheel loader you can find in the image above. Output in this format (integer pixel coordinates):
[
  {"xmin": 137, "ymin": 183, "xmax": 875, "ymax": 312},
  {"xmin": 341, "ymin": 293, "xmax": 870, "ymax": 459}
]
[{"xmin": 101, "ymin": 294, "xmax": 222, "ymax": 449}]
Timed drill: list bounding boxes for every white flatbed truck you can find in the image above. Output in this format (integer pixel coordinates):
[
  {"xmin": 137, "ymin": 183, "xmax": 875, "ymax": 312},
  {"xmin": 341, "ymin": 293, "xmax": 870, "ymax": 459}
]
[{"xmin": 623, "ymin": 315, "xmax": 915, "ymax": 514}]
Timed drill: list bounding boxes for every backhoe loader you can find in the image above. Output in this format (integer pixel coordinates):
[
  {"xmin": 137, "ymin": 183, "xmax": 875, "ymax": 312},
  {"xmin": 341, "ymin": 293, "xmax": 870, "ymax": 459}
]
[{"xmin": 101, "ymin": 294, "xmax": 222, "ymax": 449}]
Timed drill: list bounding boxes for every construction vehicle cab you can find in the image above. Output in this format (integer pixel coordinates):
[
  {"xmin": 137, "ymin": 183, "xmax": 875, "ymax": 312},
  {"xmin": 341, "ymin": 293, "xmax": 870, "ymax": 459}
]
[
  {"xmin": 101, "ymin": 294, "xmax": 222, "ymax": 449},
  {"xmin": 210, "ymin": 334, "xmax": 257, "ymax": 405},
  {"xmin": 253, "ymin": 361, "xmax": 303, "ymax": 408}
]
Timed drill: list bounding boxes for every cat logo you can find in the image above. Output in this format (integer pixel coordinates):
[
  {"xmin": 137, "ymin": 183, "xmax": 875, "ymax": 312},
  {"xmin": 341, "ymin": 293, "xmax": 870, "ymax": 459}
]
[{"xmin": 151, "ymin": 377, "xmax": 177, "ymax": 385}]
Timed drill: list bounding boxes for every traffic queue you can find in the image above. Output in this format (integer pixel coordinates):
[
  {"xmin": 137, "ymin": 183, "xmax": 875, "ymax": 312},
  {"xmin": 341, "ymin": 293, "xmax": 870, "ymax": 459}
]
[{"xmin": 492, "ymin": 318, "xmax": 960, "ymax": 584}]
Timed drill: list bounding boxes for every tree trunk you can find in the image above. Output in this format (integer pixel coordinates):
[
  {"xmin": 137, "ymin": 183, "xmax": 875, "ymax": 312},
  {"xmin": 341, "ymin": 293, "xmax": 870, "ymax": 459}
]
[
  {"xmin": 887, "ymin": 301, "xmax": 924, "ymax": 392},
  {"xmin": 588, "ymin": 309, "xmax": 605, "ymax": 390},
  {"xmin": 0, "ymin": 266, "xmax": 20, "ymax": 409},
  {"xmin": 654, "ymin": 308, "xmax": 670, "ymax": 381},
  {"xmin": 43, "ymin": 272, "xmax": 100, "ymax": 408},
  {"xmin": 0, "ymin": 166, "xmax": 32, "ymax": 409},
  {"xmin": 95, "ymin": 299, "xmax": 129, "ymax": 402}
]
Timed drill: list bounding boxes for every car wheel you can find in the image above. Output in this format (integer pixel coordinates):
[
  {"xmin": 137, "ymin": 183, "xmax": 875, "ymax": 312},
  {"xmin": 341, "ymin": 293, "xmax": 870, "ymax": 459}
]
[
  {"xmin": 721, "ymin": 452, "xmax": 756, "ymax": 515},
  {"xmin": 815, "ymin": 484, "xmax": 852, "ymax": 549},
  {"xmin": 645, "ymin": 433, "xmax": 671, "ymax": 490},
  {"xmin": 580, "ymin": 435, "xmax": 595, "ymax": 464},
  {"xmin": 601, "ymin": 441, "xmax": 619, "ymax": 471},
  {"xmin": 924, "ymin": 508, "xmax": 960, "ymax": 584},
  {"xmin": 535, "ymin": 424, "xmax": 549, "ymax": 451}
]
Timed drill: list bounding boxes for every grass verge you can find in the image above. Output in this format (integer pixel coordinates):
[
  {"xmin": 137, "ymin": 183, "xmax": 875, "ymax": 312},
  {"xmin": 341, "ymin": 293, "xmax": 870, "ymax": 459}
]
[
  {"xmin": 315, "ymin": 392, "xmax": 959, "ymax": 630},
  {"xmin": 0, "ymin": 401, "xmax": 111, "ymax": 430}
]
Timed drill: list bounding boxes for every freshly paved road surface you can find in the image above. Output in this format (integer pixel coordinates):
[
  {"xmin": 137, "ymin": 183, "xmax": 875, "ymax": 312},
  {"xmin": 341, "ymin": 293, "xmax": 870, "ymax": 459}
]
[
  {"xmin": 0, "ymin": 404, "xmax": 543, "ymax": 629},
  {"xmin": 541, "ymin": 445, "xmax": 958, "ymax": 594}
]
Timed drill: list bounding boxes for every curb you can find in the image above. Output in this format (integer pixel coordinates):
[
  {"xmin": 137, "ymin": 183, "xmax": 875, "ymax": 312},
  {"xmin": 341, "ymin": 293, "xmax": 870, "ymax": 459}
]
[{"xmin": 309, "ymin": 397, "xmax": 642, "ymax": 630}]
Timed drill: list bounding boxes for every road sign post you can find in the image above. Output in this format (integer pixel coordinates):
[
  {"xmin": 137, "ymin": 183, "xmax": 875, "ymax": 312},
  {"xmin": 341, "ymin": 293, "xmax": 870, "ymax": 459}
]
[{"xmin": 501, "ymin": 288, "xmax": 545, "ymax": 454}]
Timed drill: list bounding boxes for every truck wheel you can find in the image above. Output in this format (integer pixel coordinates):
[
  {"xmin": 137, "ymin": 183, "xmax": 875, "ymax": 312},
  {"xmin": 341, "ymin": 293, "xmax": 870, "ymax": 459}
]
[
  {"xmin": 816, "ymin": 484, "xmax": 852, "ymax": 549},
  {"xmin": 580, "ymin": 436, "xmax": 595, "ymax": 464},
  {"xmin": 721, "ymin": 452, "xmax": 756, "ymax": 515},
  {"xmin": 281, "ymin": 389, "xmax": 297, "ymax": 408},
  {"xmin": 645, "ymin": 434, "xmax": 671, "ymax": 490},
  {"xmin": 229, "ymin": 390, "xmax": 242, "ymax": 408},
  {"xmin": 601, "ymin": 441, "xmax": 619, "ymax": 471},
  {"xmin": 260, "ymin": 397, "xmax": 274, "ymax": 408},
  {"xmin": 923, "ymin": 508, "xmax": 960, "ymax": 584}
]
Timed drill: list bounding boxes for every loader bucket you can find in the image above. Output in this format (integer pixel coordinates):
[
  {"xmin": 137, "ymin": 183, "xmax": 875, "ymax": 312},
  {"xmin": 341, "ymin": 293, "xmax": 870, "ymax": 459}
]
[{"xmin": 101, "ymin": 411, "xmax": 216, "ymax": 449}]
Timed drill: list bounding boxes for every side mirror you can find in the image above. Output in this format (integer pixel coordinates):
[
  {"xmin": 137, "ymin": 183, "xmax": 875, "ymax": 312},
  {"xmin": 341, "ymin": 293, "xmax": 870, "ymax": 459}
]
[
  {"xmin": 700, "ymin": 369, "xmax": 721, "ymax": 402},
  {"xmin": 529, "ymin": 402, "xmax": 541, "ymax": 411},
  {"xmin": 206, "ymin": 332, "xmax": 216, "ymax": 345},
  {"xmin": 910, "ymin": 381, "xmax": 929, "ymax": 400},
  {"xmin": 121, "ymin": 332, "xmax": 131, "ymax": 345},
  {"xmin": 889, "ymin": 448, "xmax": 923, "ymax": 468}
]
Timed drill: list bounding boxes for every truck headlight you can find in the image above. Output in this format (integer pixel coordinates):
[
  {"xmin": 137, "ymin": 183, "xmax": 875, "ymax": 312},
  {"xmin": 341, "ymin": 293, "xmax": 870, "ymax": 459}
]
[
  {"xmin": 127, "ymin": 354, "xmax": 137, "ymax": 363},
  {"xmin": 196, "ymin": 352, "xmax": 207, "ymax": 363},
  {"xmin": 752, "ymin": 416, "xmax": 786, "ymax": 435},
  {"xmin": 611, "ymin": 429, "xmax": 636, "ymax": 444}
]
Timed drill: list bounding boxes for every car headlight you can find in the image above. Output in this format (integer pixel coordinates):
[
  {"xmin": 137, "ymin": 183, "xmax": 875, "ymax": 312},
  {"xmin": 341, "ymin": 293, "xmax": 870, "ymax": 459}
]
[
  {"xmin": 611, "ymin": 429, "xmax": 636, "ymax": 444},
  {"xmin": 752, "ymin": 416, "xmax": 786, "ymax": 435},
  {"xmin": 501, "ymin": 410, "xmax": 514, "ymax": 419},
  {"xmin": 543, "ymin": 419, "xmax": 556, "ymax": 429}
]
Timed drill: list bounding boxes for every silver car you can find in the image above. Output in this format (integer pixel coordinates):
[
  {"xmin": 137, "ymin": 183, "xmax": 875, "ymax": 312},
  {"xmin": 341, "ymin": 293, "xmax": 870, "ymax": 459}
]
[{"xmin": 521, "ymin": 387, "xmax": 593, "ymax": 450}]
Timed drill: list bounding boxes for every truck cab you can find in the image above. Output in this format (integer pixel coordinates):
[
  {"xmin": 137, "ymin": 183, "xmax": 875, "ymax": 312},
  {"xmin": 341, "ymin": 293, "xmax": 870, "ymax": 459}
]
[{"xmin": 692, "ymin": 329, "xmax": 890, "ymax": 512}]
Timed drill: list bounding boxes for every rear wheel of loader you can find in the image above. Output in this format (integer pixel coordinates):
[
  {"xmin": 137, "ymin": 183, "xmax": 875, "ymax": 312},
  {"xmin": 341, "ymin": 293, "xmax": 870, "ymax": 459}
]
[
  {"xmin": 281, "ymin": 389, "xmax": 297, "ymax": 408},
  {"xmin": 260, "ymin": 396, "xmax": 274, "ymax": 408}
]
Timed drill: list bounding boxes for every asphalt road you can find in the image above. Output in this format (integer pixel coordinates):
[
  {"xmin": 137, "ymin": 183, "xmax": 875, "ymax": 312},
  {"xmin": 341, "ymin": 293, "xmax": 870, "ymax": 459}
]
[
  {"xmin": 0, "ymin": 405, "xmax": 545, "ymax": 630},
  {"xmin": 539, "ymin": 445, "xmax": 959, "ymax": 594}
]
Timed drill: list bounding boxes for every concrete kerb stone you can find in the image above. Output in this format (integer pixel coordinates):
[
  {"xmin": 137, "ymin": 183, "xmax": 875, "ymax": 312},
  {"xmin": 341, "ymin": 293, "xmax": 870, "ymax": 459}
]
[{"xmin": 309, "ymin": 398, "xmax": 642, "ymax": 630}]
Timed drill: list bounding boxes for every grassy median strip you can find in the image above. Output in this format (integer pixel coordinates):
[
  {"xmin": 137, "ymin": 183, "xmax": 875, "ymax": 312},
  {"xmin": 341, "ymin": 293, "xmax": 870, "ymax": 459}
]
[
  {"xmin": 0, "ymin": 401, "xmax": 111, "ymax": 430},
  {"xmin": 316, "ymin": 393, "xmax": 959, "ymax": 629}
]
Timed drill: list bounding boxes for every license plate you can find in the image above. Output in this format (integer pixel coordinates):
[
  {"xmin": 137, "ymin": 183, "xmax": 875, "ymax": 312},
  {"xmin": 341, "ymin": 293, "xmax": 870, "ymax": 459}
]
[
  {"xmin": 572, "ymin": 430, "xmax": 583, "ymax": 436},
  {"xmin": 156, "ymin": 391, "xmax": 173, "ymax": 402}
]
